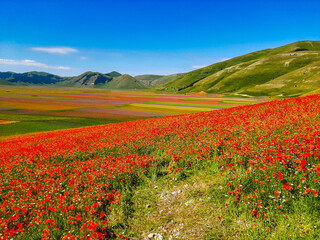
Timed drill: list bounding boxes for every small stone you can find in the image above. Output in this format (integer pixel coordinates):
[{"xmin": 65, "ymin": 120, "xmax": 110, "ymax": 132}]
[
  {"xmin": 148, "ymin": 233, "xmax": 156, "ymax": 239},
  {"xmin": 154, "ymin": 233, "xmax": 163, "ymax": 240},
  {"xmin": 146, "ymin": 204, "xmax": 151, "ymax": 208},
  {"xmin": 154, "ymin": 186, "xmax": 158, "ymax": 189},
  {"xmin": 185, "ymin": 199, "xmax": 194, "ymax": 206}
]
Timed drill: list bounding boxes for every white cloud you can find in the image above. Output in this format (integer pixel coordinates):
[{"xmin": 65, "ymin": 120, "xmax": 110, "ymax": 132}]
[
  {"xmin": 80, "ymin": 56, "xmax": 87, "ymax": 60},
  {"xmin": 192, "ymin": 65, "xmax": 207, "ymax": 69},
  {"xmin": 30, "ymin": 47, "xmax": 78, "ymax": 54},
  {"xmin": 0, "ymin": 59, "xmax": 70, "ymax": 70}
]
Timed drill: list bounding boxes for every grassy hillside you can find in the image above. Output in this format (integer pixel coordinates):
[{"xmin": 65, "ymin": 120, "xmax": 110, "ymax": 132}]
[
  {"xmin": 304, "ymin": 88, "xmax": 320, "ymax": 95},
  {"xmin": 151, "ymin": 73, "xmax": 183, "ymax": 87},
  {"xmin": 161, "ymin": 41, "xmax": 320, "ymax": 96},
  {"xmin": 135, "ymin": 74, "xmax": 183, "ymax": 87},
  {"xmin": 246, "ymin": 60, "xmax": 320, "ymax": 97},
  {"xmin": 104, "ymin": 74, "xmax": 147, "ymax": 89},
  {"xmin": 135, "ymin": 74, "xmax": 163, "ymax": 82},
  {"xmin": 0, "ymin": 79, "xmax": 13, "ymax": 85}
]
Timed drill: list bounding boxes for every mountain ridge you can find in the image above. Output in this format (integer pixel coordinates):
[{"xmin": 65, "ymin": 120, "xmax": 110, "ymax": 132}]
[
  {"xmin": 160, "ymin": 40, "xmax": 320, "ymax": 97},
  {"xmin": 0, "ymin": 70, "xmax": 176, "ymax": 89}
]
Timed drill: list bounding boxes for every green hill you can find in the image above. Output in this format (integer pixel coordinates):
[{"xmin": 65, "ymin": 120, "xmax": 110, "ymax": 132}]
[
  {"xmin": 161, "ymin": 41, "xmax": 320, "ymax": 96},
  {"xmin": 104, "ymin": 74, "xmax": 147, "ymax": 89},
  {"xmin": 0, "ymin": 78, "xmax": 13, "ymax": 85},
  {"xmin": 135, "ymin": 73, "xmax": 183, "ymax": 87},
  {"xmin": 106, "ymin": 71, "xmax": 122, "ymax": 78},
  {"xmin": 135, "ymin": 74, "xmax": 163, "ymax": 81},
  {"xmin": 56, "ymin": 71, "xmax": 113, "ymax": 88},
  {"xmin": 0, "ymin": 71, "xmax": 65, "ymax": 85},
  {"xmin": 135, "ymin": 74, "xmax": 163, "ymax": 86}
]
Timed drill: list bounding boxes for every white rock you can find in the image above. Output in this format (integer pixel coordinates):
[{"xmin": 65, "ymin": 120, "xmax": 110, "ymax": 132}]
[
  {"xmin": 154, "ymin": 233, "xmax": 163, "ymax": 240},
  {"xmin": 185, "ymin": 199, "xmax": 194, "ymax": 206},
  {"xmin": 148, "ymin": 233, "xmax": 156, "ymax": 238}
]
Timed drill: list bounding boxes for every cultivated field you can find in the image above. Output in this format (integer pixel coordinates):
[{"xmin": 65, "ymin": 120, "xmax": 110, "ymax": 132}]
[
  {"xmin": 0, "ymin": 86, "xmax": 266, "ymax": 137},
  {"xmin": 0, "ymin": 94, "xmax": 319, "ymax": 239}
]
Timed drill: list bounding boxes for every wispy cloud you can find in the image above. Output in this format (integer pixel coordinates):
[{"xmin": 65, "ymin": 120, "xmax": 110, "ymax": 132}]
[
  {"xmin": 30, "ymin": 47, "xmax": 78, "ymax": 54},
  {"xmin": 0, "ymin": 59, "xmax": 70, "ymax": 70},
  {"xmin": 192, "ymin": 65, "xmax": 208, "ymax": 69},
  {"xmin": 80, "ymin": 56, "xmax": 88, "ymax": 60},
  {"xmin": 192, "ymin": 57, "xmax": 231, "ymax": 69},
  {"xmin": 220, "ymin": 57, "xmax": 231, "ymax": 62}
]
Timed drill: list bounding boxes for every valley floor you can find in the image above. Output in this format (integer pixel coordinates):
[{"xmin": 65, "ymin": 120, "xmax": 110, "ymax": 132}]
[{"xmin": 0, "ymin": 86, "xmax": 266, "ymax": 137}]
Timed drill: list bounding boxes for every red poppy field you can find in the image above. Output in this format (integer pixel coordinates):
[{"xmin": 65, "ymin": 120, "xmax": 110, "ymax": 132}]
[{"xmin": 0, "ymin": 94, "xmax": 320, "ymax": 239}]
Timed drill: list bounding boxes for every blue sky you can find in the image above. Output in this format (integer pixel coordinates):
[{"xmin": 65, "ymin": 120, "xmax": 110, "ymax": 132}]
[{"xmin": 0, "ymin": 0, "xmax": 319, "ymax": 76}]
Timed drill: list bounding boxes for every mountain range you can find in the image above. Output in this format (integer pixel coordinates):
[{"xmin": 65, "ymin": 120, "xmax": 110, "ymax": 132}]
[
  {"xmin": 0, "ymin": 71, "xmax": 176, "ymax": 89},
  {"xmin": 1, "ymin": 41, "xmax": 320, "ymax": 96}
]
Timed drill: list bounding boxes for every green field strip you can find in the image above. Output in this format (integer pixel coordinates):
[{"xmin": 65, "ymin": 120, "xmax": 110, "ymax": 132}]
[
  {"xmin": 0, "ymin": 114, "xmax": 122, "ymax": 137},
  {"xmin": 144, "ymin": 101, "xmax": 228, "ymax": 108}
]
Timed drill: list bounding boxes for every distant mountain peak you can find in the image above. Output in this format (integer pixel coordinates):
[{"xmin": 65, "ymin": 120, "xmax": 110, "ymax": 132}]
[
  {"xmin": 104, "ymin": 74, "xmax": 147, "ymax": 89},
  {"xmin": 106, "ymin": 71, "xmax": 122, "ymax": 77}
]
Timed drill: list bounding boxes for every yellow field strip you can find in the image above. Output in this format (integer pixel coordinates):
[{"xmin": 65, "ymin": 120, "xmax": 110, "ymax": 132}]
[{"xmin": 130, "ymin": 103, "xmax": 214, "ymax": 111}]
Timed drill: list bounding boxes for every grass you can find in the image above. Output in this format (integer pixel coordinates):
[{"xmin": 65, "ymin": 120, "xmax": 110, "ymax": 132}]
[
  {"xmin": 112, "ymin": 150, "xmax": 320, "ymax": 239},
  {"xmin": 123, "ymin": 163, "xmax": 234, "ymax": 239}
]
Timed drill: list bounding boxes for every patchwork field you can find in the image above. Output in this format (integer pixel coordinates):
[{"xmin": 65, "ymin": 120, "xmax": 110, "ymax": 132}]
[{"xmin": 0, "ymin": 86, "xmax": 267, "ymax": 137}]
